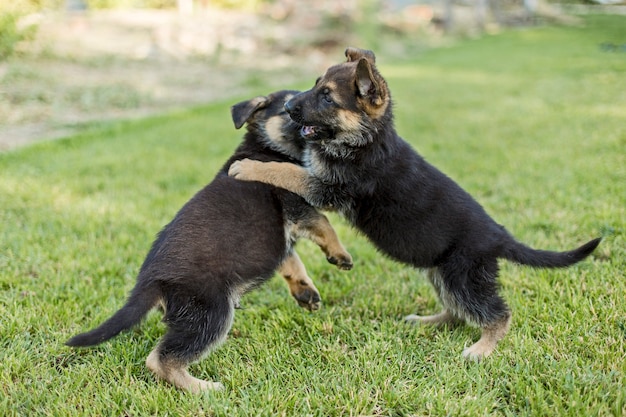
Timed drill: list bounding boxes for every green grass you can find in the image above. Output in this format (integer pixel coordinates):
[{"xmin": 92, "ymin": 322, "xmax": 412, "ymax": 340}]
[{"xmin": 1, "ymin": 15, "xmax": 625, "ymax": 416}]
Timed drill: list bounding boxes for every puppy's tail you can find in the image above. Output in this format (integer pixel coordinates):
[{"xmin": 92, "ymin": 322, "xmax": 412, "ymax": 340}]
[
  {"xmin": 501, "ymin": 237, "xmax": 601, "ymax": 268},
  {"xmin": 66, "ymin": 283, "xmax": 160, "ymax": 347}
]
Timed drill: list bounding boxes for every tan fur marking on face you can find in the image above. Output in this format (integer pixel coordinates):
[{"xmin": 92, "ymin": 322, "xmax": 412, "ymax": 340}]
[
  {"xmin": 264, "ymin": 116, "xmax": 284, "ymax": 142},
  {"xmin": 324, "ymin": 80, "xmax": 338, "ymax": 91},
  {"xmin": 322, "ymin": 80, "xmax": 345, "ymax": 105},
  {"xmin": 337, "ymin": 109, "xmax": 362, "ymax": 132}
]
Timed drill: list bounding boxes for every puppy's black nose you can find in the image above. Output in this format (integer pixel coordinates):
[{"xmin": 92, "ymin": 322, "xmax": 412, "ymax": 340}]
[{"xmin": 285, "ymin": 98, "xmax": 301, "ymax": 114}]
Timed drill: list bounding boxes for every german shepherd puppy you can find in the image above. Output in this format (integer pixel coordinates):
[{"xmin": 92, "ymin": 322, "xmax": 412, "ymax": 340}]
[
  {"xmin": 229, "ymin": 49, "xmax": 601, "ymax": 360},
  {"xmin": 66, "ymin": 90, "xmax": 353, "ymax": 393}
]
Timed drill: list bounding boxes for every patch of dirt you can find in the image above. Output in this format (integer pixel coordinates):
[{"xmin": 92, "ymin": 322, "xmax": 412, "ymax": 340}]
[{"xmin": 0, "ymin": 6, "xmax": 356, "ymax": 150}]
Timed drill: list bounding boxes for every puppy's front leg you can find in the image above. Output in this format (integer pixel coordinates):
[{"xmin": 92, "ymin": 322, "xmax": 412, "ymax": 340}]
[
  {"xmin": 229, "ymin": 159, "xmax": 310, "ymax": 196},
  {"xmin": 297, "ymin": 210, "xmax": 353, "ymax": 271},
  {"xmin": 278, "ymin": 252, "xmax": 321, "ymax": 311}
]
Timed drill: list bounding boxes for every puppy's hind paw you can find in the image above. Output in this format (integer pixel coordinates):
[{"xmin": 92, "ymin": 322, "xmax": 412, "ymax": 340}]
[
  {"xmin": 187, "ymin": 380, "xmax": 224, "ymax": 394},
  {"xmin": 404, "ymin": 314, "xmax": 422, "ymax": 323},
  {"xmin": 462, "ymin": 342, "xmax": 493, "ymax": 362}
]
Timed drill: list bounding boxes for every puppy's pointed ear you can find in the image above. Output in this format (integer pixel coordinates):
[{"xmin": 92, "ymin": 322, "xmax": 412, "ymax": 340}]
[
  {"xmin": 345, "ymin": 47, "xmax": 376, "ymax": 64},
  {"xmin": 231, "ymin": 96, "xmax": 269, "ymax": 129},
  {"xmin": 355, "ymin": 57, "xmax": 384, "ymax": 107}
]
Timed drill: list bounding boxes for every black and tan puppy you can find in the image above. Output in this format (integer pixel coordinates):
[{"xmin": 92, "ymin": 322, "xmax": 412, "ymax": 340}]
[
  {"xmin": 67, "ymin": 90, "xmax": 352, "ymax": 393},
  {"xmin": 229, "ymin": 49, "xmax": 601, "ymax": 360}
]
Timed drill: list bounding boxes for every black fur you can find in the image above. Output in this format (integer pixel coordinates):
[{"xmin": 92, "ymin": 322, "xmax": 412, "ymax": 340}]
[
  {"xmin": 66, "ymin": 178, "xmax": 289, "ymax": 348},
  {"xmin": 301, "ymin": 135, "xmax": 599, "ymax": 271}
]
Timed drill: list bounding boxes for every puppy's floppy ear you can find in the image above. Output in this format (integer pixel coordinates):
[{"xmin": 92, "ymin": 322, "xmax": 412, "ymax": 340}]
[
  {"xmin": 355, "ymin": 57, "xmax": 384, "ymax": 106},
  {"xmin": 231, "ymin": 96, "xmax": 269, "ymax": 129},
  {"xmin": 345, "ymin": 47, "xmax": 376, "ymax": 64}
]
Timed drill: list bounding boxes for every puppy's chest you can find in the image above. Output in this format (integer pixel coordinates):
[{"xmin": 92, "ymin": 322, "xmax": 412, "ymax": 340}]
[
  {"xmin": 304, "ymin": 148, "xmax": 325, "ymax": 174},
  {"xmin": 304, "ymin": 148, "xmax": 351, "ymax": 185}
]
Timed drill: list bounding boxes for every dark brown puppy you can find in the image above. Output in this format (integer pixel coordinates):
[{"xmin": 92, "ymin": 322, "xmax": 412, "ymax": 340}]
[
  {"xmin": 229, "ymin": 49, "xmax": 601, "ymax": 360},
  {"xmin": 67, "ymin": 90, "xmax": 352, "ymax": 393}
]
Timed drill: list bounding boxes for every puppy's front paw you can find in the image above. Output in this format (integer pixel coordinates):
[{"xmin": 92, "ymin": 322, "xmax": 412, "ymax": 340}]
[
  {"xmin": 228, "ymin": 158, "xmax": 260, "ymax": 181},
  {"xmin": 227, "ymin": 159, "xmax": 243, "ymax": 178},
  {"xmin": 292, "ymin": 287, "xmax": 322, "ymax": 311},
  {"xmin": 327, "ymin": 252, "xmax": 353, "ymax": 270}
]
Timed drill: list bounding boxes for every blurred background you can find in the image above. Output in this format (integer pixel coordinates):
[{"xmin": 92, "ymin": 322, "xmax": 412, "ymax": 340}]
[{"xmin": 1, "ymin": 0, "xmax": 624, "ymax": 149}]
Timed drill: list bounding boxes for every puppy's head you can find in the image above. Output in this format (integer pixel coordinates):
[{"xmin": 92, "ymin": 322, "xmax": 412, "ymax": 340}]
[
  {"xmin": 231, "ymin": 90, "xmax": 305, "ymax": 160},
  {"xmin": 284, "ymin": 47, "xmax": 390, "ymax": 147}
]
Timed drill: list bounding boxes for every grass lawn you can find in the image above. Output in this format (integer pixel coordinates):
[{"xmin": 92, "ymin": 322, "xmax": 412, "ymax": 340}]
[{"xmin": 1, "ymin": 14, "xmax": 625, "ymax": 417}]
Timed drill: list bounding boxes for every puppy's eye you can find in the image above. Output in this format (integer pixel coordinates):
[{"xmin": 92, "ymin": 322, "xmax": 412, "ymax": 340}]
[{"xmin": 322, "ymin": 88, "xmax": 333, "ymax": 104}]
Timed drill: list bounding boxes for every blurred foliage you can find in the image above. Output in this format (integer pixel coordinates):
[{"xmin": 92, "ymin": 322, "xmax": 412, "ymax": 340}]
[
  {"xmin": 82, "ymin": 0, "xmax": 268, "ymax": 11},
  {"xmin": 0, "ymin": 0, "xmax": 612, "ymax": 61},
  {"xmin": 0, "ymin": 0, "xmax": 607, "ymax": 14},
  {"xmin": 0, "ymin": 12, "xmax": 38, "ymax": 60},
  {"xmin": 204, "ymin": 0, "xmax": 268, "ymax": 11},
  {"xmin": 86, "ymin": 0, "xmax": 176, "ymax": 9},
  {"xmin": 547, "ymin": 0, "xmax": 597, "ymax": 3},
  {"xmin": 0, "ymin": 1, "xmax": 54, "ymax": 61},
  {"xmin": 0, "ymin": 0, "xmax": 271, "ymax": 12},
  {"xmin": 0, "ymin": 0, "xmax": 63, "ymax": 15}
]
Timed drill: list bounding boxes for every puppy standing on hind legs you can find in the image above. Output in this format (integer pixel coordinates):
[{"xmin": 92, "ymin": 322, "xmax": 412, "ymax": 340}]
[
  {"xmin": 66, "ymin": 90, "xmax": 353, "ymax": 393},
  {"xmin": 229, "ymin": 47, "xmax": 601, "ymax": 361}
]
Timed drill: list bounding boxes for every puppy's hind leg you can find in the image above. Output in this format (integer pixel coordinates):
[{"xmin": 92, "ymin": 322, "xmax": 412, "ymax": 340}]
[
  {"xmin": 279, "ymin": 252, "xmax": 321, "ymax": 311},
  {"xmin": 146, "ymin": 349, "xmax": 223, "ymax": 394},
  {"xmin": 146, "ymin": 294, "xmax": 234, "ymax": 393},
  {"xmin": 405, "ymin": 310, "xmax": 460, "ymax": 326},
  {"xmin": 462, "ymin": 313, "xmax": 511, "ymax": 361},
  {"xmin": 440, "ymin": 259, "xmax": 511, "ymax": 361},
  {"xmin": 404, "ymin": 269, "xmax": 461, "ymax": 327}
]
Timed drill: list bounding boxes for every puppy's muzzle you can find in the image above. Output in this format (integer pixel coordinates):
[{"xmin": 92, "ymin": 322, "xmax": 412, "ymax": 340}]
[{"xmin": 284, "ymin": 98, "xmax": 302, "ymax": 121}]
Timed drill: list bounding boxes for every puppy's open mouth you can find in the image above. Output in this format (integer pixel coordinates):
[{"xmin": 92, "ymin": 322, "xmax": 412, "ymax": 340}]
[
  {"xmin": 300, "ymin": 125, "xmax": 317, "ymax": 139},
  {"xmin": 300, "ymin": 125, "xmax": 334, "ymax": 141}
]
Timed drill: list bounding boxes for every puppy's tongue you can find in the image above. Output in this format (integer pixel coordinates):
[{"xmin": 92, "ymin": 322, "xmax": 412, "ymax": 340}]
[{"xmin": 300, "ymin": 125, "xmax": 316, "ymax": 138}]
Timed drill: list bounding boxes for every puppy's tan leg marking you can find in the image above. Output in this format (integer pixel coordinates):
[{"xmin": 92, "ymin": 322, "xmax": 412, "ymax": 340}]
[
  {"xmin": 462, "ymin": 313, "xmax": 511, "ymax": 361},
  {"xmin": 405, "ymin": 309, "xmax": 460, "ymax": 326},
  {"xmin": 146, "ymin": 349, "xmax": 224, "ymax": 393},
  {"xmin": 405, "ymin": 269, "xmax": 462, "ymax": 326},
  {"xmin": 299, "ymin": 212, "xmax": 353, "ymax": 270},
  {"xmin": 228, "ymin": 160, "xmax": 310, "ymax": 197},
  {"xmin": 278, "ymin": 252, "xmax": 321, "ymax": 311}
]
